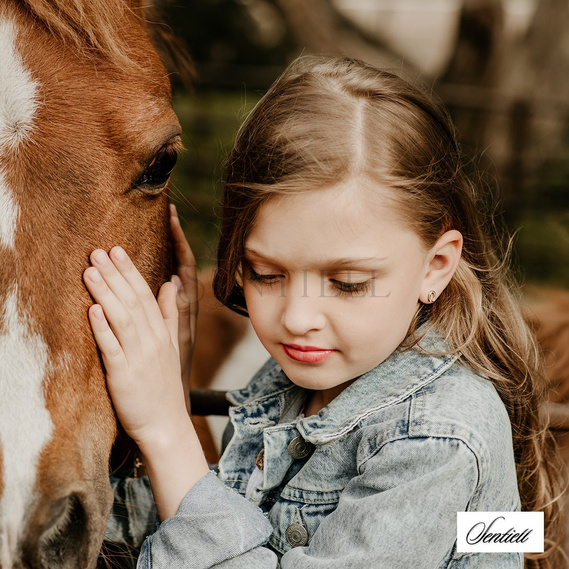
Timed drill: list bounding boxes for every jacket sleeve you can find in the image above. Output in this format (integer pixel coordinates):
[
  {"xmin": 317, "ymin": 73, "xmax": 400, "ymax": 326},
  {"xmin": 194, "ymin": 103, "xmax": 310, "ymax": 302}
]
[
  {"xmin": 136, "ymin": 438, "xmax": 522, "ymax": 569},
  {"xmin": 137, "ymin": 471, "xmax": 277, "ymax": 569},
  {"xmin": 280, "ymin": 436, "xmax": 521, "ymax": 569}
]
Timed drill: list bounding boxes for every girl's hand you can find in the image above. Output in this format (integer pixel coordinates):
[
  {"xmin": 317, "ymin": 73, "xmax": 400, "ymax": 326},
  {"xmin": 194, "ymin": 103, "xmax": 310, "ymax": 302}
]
[
  {"xmin": 169, "ymin": 204, "xmax": 198, "ymax": 413},
  {"xmin": 84, "ymin": 246, "xmax": 188, "ymax": 446},
  {"xmin": 84, "ymin": 246, "xmax": 209, "ymax": 520}
]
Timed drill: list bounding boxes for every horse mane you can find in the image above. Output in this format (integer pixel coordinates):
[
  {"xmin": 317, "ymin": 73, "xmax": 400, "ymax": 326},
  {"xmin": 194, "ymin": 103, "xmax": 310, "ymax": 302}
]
[
  {"xmin": 19, "ymin": 0, "xmax": 141, "ymax": 65},
  {"xmin": 19, "ymin": 0, "xmax": 194, "ymax": 83}
]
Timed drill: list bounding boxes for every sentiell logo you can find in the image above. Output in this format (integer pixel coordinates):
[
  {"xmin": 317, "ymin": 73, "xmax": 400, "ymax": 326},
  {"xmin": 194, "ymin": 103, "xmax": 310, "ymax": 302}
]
[{"xmin": 457, "ymin": 512, "xmax": 544, "ymax": 553}]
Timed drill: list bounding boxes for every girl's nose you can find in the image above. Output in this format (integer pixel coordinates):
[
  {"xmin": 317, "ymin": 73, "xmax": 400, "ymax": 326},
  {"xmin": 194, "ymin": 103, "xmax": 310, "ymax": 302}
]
[{"xmin": 280, "ymin": 275, "xmax": 327, "ymax": 336}]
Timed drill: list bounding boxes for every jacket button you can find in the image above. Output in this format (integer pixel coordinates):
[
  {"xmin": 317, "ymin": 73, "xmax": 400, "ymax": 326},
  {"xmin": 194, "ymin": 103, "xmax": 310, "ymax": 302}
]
[
  {"xmin": 288, "ymin": 436, "xmax": 314, "ymax": 459},
  {"xmin": 286, "ymin": 523, "xmax": 309, "ymax": 547}
]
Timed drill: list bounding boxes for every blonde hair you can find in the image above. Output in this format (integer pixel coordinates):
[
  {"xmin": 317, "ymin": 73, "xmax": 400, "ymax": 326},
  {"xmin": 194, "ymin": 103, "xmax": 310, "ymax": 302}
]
[{"xmin": 214, "ymin": 56, "xmax": 564, "ymax": 567}]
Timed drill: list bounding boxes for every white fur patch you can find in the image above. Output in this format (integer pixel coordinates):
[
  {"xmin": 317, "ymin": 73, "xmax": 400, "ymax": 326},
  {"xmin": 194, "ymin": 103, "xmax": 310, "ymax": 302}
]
[
  {"xmin": 0, "ymin": 170, "xmax": 19, "ymax": 250},
  {"xmin": 0, "ymin": 18, "xmax": 39, "ymax": 150},
  {"xmin": 0, "ymin": 19, "xmax": 46, "ymax": 564},
  {"xmin": 0, "ymin": 284, "xmax": 54, "ymax": 564},
  {"xmin": 207, "ymin": 323, "xmax": 269, "ymax": 452},
  {"xmin": 0, "ymin": 17, "xmax": 38, "ymax": 252}
]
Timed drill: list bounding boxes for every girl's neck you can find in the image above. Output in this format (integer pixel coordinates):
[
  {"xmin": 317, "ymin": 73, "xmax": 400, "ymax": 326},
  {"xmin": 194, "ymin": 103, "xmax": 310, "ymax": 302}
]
[{"xmin": 304, "ymin": 380, "xmax": 357, "ymax": 417}]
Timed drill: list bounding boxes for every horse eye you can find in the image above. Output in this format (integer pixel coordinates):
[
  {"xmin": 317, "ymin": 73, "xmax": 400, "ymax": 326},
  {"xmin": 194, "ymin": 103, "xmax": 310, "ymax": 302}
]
[{"xmin": 134, "ymin": 145, "xmax": 178, "ymax": 191}]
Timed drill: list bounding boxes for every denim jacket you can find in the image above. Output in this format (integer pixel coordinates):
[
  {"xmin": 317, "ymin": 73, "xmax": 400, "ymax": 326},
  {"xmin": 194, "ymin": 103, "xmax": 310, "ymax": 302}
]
[{"xmin": 109, "ymin": 329, "xmax": 522, "ymax": 568}]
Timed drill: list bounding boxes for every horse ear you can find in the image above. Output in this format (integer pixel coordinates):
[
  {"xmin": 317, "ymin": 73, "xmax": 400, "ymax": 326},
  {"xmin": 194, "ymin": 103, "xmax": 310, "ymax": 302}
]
[{"xmin": 141, "ymin": 3, "xmax": 197, "ymax": 88}]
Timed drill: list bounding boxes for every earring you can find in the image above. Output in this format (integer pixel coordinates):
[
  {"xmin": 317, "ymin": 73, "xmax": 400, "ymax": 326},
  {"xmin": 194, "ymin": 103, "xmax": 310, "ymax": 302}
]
[{"xmin": 427, "ymin": 290, "xmax": 437, "ymax": 304}]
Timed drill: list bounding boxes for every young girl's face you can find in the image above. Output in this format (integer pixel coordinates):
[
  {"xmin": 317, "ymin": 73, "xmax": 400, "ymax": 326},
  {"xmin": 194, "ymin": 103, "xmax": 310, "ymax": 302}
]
[{"xmin": 242, "ymin": 179, "xmax": 436, "ymax": 396}]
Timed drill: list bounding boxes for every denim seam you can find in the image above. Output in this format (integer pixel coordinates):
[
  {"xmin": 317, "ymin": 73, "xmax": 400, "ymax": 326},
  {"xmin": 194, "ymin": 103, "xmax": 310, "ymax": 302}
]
[
  {"xmin": 357, "ymin": 433, "xmax": 481, "ymax": 491},
  {"xmin": 408, "ymin": 386, "xmax": 487, "ymax": 494},
  {"xmin": 409, "ymin": 390, "xmax": 424, "ymax": 433},
  {"xmin": 409, "ymin": 424, "xmax": 485, "ymax": 494},
  {"xmin": 227, "ymin": 369, "xmax": 295, "ymax": 406},
  {"xmin": 279, "ymin": 488, "xmax": 342, "ymax": 504},
  {"xmin": 268, "ymin": 530, "xmax": 290, "ymax": 555},
  {"xmin": 311, "ymin": 353, "xmax": 461, "ymax": 444}
]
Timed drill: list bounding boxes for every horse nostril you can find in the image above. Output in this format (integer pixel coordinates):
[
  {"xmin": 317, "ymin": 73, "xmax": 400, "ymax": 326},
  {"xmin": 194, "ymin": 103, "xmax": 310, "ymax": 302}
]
[{"xmin": 38, "ymin": 493, "xmax": 90, "ymax": 568}]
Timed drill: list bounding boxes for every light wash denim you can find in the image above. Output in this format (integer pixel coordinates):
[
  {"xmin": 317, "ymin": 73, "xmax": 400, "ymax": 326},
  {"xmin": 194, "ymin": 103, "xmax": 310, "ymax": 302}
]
[{"xmin": 108, "ymin": 328, "xmax": 523, "ymax": 568}]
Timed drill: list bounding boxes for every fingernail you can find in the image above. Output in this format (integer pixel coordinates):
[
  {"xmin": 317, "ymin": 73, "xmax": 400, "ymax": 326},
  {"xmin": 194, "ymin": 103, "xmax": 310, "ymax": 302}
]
[
  {"xmin": 93, "ymin": 306, "xmax": 104, "ymax": 319},
  {"xmin": 114, "ymin": 247, "xmax": 126, "ymax": 261},
  {"xmin": 170, "ymin": 204, "xmax": 177, "ymax": 215},
  {"xmin": 89, "ymin": 269, "xmax": 102, "ymax": 283},
  {"xmin": 95, "ymin": 251, "xmax": 108, "ymax": 265},
  {"xmin": 171, "ymin": 274, "xmax": 183, "ymax": 290}
]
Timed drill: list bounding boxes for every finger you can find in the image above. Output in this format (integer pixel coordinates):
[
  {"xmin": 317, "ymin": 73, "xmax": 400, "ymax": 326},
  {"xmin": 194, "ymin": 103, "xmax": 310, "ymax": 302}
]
[
  {"xmin": 84, "ymin": 267, "xmax": 142, "ymax": 355},
  {"xmin": 172, "ymin": 271, "xmax": 198, "ymax": 316},
  {"xmin": 170, "ymin": 204, "xmax": 196, "ymax": 269},
  {"xmin": 90, "ymin": 249, "xmax": 152, "ymax": 327},
  {"xmin": 172, "ymin": 274, "xmax": 198, "ymax": 344},
  {"xmin": 157, "ymin": 281, "xmax": 179, "ymax": 350},
  {"xmin": 88, "ymin": 304, "xmax": 128, "ymax": 374},
  {"xmin": 169, "ymin": 206, "xmax": 199, "ymax": 319},
  {"xmin": 95, "ymin": 247, "xmax": 167, "ymax": 336}
]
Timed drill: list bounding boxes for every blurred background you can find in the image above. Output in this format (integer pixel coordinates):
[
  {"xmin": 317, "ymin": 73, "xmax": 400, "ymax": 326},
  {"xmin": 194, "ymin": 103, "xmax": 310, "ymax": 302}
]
[{"xmin": 158, "ymin": 0, "xmax": 569, "ymax": 287}]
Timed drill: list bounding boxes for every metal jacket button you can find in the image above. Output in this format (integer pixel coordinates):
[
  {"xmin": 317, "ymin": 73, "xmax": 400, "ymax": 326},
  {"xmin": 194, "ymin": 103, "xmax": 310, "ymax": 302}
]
[
  {"xmin": 288, "ymin": 436, "xmax": 314, "ymax": 459},
  {"xmin": 286, "ymin": 523, "xmax": 309, "ymax": 547}
]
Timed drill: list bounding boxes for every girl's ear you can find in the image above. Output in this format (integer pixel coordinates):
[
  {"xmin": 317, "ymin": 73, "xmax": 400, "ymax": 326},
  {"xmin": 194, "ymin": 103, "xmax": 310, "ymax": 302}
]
[{"xmin": 419, "ymin": 230, "xmax": 463, "ymax": 304}]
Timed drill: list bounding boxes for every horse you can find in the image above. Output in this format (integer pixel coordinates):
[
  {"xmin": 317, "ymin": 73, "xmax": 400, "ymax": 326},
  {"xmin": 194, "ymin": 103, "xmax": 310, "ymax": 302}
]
[{"xmin": 0, "ymin": 1, "xmax": 182, "ymax": 566}]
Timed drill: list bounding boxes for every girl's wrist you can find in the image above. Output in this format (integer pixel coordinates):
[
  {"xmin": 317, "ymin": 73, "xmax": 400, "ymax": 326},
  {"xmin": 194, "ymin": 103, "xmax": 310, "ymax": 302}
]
[
  {"xmin": 138, "ymin": 415, "xmax": 210, "ymax": 520},
  {"xmin": 135, "ymin": 413, "xmax": 198, "ymax": 458}
]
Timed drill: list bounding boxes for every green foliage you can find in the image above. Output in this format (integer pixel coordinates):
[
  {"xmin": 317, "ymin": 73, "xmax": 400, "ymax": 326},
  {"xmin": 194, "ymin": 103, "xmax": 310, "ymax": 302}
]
[
  {"xmin": 157, "ymin": 0, "xmax": 296, "ymax": 89},
  {"xmin": 512, "ymin": 125, "xmax": 569, "ymax": 286},
  {"xmin": 514, "ymin": 216, "xmax": 569, "ymax": 286},
  {"xmin": 169, "ymin": 90, "xmax": 262, "ymax": 267},
  {"xmin": 159, "ymin": 1, "xmax": 569, "ymax": 287}
]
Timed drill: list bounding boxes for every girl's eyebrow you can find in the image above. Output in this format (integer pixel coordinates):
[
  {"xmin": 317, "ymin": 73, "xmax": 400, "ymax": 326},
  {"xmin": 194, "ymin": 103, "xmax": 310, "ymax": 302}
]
[{"xmin": 244, "ymin": 247, "xmax": 389, "ymax": 269}]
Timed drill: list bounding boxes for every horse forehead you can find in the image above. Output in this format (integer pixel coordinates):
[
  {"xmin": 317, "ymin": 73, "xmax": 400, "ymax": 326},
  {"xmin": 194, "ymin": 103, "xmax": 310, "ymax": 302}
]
[
  {"xmin": 1, "ymin": 7, "xmax": 173, "ymax": 149},
  {"xmin": 0, "ymin": 17, "xmax": 40, "ymax": 151},
  {"xmin": 0, "ymin": 15, "xmax": 38, "ymax": 251},
  {"xmin": 0, "ymin": 16, "xmax": 54, "ymax": 557}
]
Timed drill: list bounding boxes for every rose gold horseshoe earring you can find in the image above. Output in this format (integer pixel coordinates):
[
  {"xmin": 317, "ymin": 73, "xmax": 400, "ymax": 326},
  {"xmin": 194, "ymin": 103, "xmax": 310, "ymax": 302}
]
[{"xmin": 427, "ymin": 290, "xmax": 437, "ymax": 304}]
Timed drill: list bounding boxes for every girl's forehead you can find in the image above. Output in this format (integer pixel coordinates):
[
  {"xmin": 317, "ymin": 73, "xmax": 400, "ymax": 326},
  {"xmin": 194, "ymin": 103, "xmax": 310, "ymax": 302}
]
[
  {"xmin": 245, "ymin": 180, "xmax": 422, "ymax": 264},
  {"xmin": 252, "ymin": 180, "xmax": 403, "ymax": 233}
]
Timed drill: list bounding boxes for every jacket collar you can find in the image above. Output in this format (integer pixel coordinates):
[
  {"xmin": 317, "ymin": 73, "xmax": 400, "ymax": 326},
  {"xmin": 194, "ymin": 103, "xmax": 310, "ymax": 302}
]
[{"xmin": 226, "ymin": 327, "xmax": 461, "ymax": 443}]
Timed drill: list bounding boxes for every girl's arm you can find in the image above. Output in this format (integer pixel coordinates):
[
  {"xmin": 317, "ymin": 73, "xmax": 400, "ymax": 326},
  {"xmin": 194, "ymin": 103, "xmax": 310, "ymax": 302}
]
[{"xmin": 84, "ymin": 227, "xmax": 209, "ymax": 521}]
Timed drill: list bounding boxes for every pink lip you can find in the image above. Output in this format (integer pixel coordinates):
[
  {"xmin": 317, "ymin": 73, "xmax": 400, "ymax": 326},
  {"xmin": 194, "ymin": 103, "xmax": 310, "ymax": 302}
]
[{"xmin": 282, "ymin": 344, "xmax": 337, "ymax": 363}]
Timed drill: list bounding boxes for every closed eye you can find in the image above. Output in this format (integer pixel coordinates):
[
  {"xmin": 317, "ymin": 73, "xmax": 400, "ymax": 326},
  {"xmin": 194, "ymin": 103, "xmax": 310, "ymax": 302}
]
[
  {"xmin": 245, "ymin": 266, "xmax": 283, "ymax": 285},
  {"xmin": 329, "ymin": 279, "xmax": 372, "ymax": 297}
]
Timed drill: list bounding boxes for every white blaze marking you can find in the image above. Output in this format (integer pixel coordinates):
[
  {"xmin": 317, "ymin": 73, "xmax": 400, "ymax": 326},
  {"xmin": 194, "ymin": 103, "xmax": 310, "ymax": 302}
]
[
  {"xmin": 0, "ymin": 18, "xmax": 48, "ymax": 563},
  {"xmin": 0, "ymin": 170, "xmax": 19, "ymax": 249},
  {"xmin": 0, "ymin": 18, "xmax": 39, "ymax": 150},
  {"xmin": 0, "ymin": 285, "xmax": 54, "ymax": 564},
  {"xmin": 0, "ymin": 17, "xmax": 38, "ymax": 252}
]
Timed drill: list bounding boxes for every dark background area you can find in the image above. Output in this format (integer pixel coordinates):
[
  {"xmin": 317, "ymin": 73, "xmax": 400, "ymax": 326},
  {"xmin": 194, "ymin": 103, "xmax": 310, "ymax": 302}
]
[{"xmin": 157, "ymin": 0, "xmax": 569, "ymax": 288}]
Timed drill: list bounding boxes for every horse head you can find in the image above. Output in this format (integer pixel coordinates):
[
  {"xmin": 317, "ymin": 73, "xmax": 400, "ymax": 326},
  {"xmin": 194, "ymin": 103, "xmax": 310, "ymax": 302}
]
[{"xmin": 0, "ymin": 1, "xmax": 181, "ymax": 566}]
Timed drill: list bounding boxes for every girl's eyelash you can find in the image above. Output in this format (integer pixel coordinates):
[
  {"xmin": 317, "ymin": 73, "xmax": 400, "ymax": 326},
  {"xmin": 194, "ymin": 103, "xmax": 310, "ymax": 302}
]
[
  {"xmin": 330, "ymin": 279, "xmax": 372, "ymax": 298},
  {"xmin": 246, "ymin": 267, "xmax": 282, "ymax": 285},
  {"xmin": 246, "ymin": 267, "xmax": 372, "ymax": 297}
]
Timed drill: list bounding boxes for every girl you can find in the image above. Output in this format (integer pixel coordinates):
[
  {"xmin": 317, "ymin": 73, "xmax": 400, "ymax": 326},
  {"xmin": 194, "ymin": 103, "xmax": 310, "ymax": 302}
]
[{"xmin": 85, "ymin": 57, "xmax": 562, "ymax": 568}]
